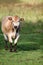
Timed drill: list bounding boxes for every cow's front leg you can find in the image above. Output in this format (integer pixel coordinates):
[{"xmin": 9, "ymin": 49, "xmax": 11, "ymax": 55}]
[
  {"xmin": 8, "ymin": 35, "xmax": 13, "ymax": 52},
  {"xmin": 14, "ymin": 33, "xmax": 20, "ymax": 52},
  {"xmin": 3, "ymin": 34, "xmax": 8, "ymax": 50}
]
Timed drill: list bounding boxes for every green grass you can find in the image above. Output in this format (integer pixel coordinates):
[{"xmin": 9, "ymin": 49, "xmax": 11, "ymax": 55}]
[
  {"xmin": 0, "ymin": 0, "xmax": 43, "ymax": 65},
  {"xmin": 0, "ymin": 21, "xmax": 43, "ymax": 65}
]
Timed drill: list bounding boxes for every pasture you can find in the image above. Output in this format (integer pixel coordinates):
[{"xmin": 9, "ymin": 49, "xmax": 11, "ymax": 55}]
[{"xmin": 0, "ymin": 0, "xmax": 43, "ymax": 65}]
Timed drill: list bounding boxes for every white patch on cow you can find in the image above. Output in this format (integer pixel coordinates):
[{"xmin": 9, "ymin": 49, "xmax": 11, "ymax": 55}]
[
  {"xmin": 13, "ymin": 22, "xmax": 20, "ymax": 28},
  {"xmin": 8, "ymin": 35, "xmax": 13, "ymax": 43},
  {"xmin": 14, "ymin": 33, "xmax": 20, "ymax": 44},
  {"xmin": 3, "ymin": 34, "xmax": 8, "ymax": 41},
  {"xmin": 8, "ymin": 30, "xmax": 16, "ymax": 43}
]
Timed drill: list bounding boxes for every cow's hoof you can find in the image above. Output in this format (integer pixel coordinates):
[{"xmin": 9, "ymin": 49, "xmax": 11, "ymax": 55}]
[
  {"xmin": 14, "ymin": 49, "xmax": 17, "ymax": 52},
  {"xmin": 5, "ymin": 46, "xmax": 8, "ymax": 50},
  {"xmin": 10, "ymin": 49, "xmax": 13, "ymax": 52},
  {"xmin": 5, "ymin": 48, "xmax": 8, "ymax": 50}
]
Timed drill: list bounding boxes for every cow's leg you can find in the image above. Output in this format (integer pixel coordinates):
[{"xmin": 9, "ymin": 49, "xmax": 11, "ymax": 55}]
[
  {"xmin": 10, "ymin": 43, "xmax": 12, "ymax": 52},
  {"xmin": 14, "ymin": 33, "xmax": 20, "ymax": 52},
  {"xmin": 3, "ymin": 34, "xmax": 8, "ymax": 50},
  {"xmin": 8, "ymin": 35, "xmax": 13, "ymax": 52}
]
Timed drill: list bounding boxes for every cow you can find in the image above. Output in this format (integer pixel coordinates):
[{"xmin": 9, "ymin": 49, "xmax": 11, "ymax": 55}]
[{"xmin": 1, "ymin": 15, "xmax": 24, "ymax": 52}]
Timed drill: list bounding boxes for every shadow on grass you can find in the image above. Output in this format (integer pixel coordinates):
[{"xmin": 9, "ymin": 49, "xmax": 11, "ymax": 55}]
[
  {"xmin": 17, "ymin": 43, "xmax": 40, "ymax": 51},
  {"xmin": 0, "ymin": 20, "xmax": 43, "ymax": 51}
]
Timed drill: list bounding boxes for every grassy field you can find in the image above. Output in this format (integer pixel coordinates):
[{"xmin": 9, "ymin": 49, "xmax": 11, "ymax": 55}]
[
  {"xmin": 0, "ymin": 21, "xmax": 43, "ymax": 65},
  {"xmin": 0, "ymin": 0, "xmax": 43, "ymax": 65}
]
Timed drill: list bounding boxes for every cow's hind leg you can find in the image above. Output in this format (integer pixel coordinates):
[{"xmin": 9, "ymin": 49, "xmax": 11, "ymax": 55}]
[{"xmin": 4, "ymin": 34, "xmax": 8, "ymax": 50}]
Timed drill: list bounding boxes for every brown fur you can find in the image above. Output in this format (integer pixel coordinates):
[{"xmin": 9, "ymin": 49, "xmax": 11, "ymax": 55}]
[
  {"xmin": 1, "ymin": 16, "xmax": 14, "ymax": 34},
  {"xmin": 13, "ymin": 15, "xmax": 24, "ymax": 22},
  {"xmin": 1, "ymin": 16, "xmax": 24, "ymax": 34}
]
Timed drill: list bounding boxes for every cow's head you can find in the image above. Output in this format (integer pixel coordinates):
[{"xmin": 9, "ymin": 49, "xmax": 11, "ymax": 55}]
[{"xmin": 12, "ymin": 15, "xmax": 24, "ymax": 29}]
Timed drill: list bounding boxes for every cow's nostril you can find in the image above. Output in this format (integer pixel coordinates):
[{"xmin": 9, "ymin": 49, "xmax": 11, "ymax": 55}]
[{"xmin": 14, "ymin": 26, "xmax": 17, "ymax": 29}]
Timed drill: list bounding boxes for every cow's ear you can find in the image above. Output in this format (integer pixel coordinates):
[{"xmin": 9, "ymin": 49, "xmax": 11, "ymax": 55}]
[
  {"xmin": 20, "ymin": 18, "xmax": 24, "ymax": 21},
  {"xmin": 8, "ymin": 17, "xmax": 12, "ymax": 20}
]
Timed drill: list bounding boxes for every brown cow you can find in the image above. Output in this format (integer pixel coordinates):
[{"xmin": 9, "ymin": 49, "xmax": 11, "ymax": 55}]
[{"xmin": 1, "ymin": 16, "xmax": 24, "ymax": 52}]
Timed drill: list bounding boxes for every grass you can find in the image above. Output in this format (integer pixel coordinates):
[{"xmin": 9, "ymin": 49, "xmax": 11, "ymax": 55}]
[
  {"xmin": 0, "ymin": 5, "xmax": 43, "ymax": 22},
  {"xmin": 0, "ymin": 20, "xmax": 43, "ymax": 65},
  {"xmin": 0, "ymin": 0, "xmax": 43, "ymax": 65}
]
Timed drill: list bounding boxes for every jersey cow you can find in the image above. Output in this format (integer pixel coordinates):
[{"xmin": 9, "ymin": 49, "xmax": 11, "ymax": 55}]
[{"xmin": 1, "ymin": 16, "xmax": 24, "ymax": 52}]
